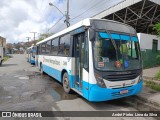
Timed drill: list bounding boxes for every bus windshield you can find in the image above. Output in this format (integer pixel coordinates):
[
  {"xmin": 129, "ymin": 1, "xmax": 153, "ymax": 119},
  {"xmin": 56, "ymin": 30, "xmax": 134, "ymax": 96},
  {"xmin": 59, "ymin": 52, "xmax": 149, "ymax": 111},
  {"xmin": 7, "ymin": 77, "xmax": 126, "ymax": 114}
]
[{"xmin": 93, "ymin": 32, "xmax": 141, "ymax": 71}]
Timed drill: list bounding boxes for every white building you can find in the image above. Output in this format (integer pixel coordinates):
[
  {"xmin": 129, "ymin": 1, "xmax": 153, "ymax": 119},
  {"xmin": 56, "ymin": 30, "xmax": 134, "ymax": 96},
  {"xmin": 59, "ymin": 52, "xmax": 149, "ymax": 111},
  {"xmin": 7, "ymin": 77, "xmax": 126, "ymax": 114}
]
[{"xmin": 138, "ymin": 33, "xmax": 160, "ymax": 51}]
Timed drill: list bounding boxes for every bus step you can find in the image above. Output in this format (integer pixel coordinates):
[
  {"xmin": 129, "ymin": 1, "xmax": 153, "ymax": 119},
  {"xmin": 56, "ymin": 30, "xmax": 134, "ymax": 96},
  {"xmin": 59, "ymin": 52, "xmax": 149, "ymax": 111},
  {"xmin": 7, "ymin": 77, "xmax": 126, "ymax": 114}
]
[{"xmin": 72, "ymin": 88, "xmax": 82, "ymax": 96}]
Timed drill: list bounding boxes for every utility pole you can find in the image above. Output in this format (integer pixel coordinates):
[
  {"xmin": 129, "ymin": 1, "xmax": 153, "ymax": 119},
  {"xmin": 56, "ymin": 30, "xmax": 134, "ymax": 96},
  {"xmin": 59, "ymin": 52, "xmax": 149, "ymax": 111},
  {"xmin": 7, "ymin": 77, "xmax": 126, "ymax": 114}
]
[
  {"xmin": 30, "ymin": 32, "xmax": 37, "ymax": 45},
  {"xmin": 49, "ymin": 1, "xmax": 70, "ymax": 28},
  {"xmin": 65, "ymin": 0, "xmax": 70, "ymax": 27},
  {"xmin": 26, "ymin": 37, "xmax": 30, "ymax": 62},
  {"xmin": 26, "ymin": 37, "xmax": 30, "ymax": 47}
]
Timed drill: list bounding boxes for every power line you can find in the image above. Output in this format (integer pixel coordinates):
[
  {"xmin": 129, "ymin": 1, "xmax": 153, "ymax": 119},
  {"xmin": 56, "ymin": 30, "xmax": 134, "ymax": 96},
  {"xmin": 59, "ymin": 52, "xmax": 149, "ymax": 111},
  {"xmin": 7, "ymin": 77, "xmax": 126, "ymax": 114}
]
[
  {"xmin": 49, "ymin": 0, "xmax": 70, "ymax": 28},
  {"xmin": 30, "ymin": 32, "xmax": 37, "ymax": 45},
  {"xmin": 47, "ymin": 16, "xmax": 64, "ymax": 33},
  {"xmin": 47, "ymin": 0, "xmax": 104, "ymax": 33},
  {"xmin": 26, "ymin": 37, "xmax": 30, "ymax": 47},
  {"xmin": 76, "ymin": 0, "xmax": 96, "ymax": 14},
  {"xmin": 81, "ymin": 0, "xmax": 109, "ymax": 17},
  {"xmin": 45, "ymin": 0, "xmax": 114, "ymax": 33},
  {"xmin": 70, "ymin": 0, "xmax": 105, "ymax": 21},
  {"xmin": 70, "ymin": 0, "xmax": 117, "ymax": 23}
]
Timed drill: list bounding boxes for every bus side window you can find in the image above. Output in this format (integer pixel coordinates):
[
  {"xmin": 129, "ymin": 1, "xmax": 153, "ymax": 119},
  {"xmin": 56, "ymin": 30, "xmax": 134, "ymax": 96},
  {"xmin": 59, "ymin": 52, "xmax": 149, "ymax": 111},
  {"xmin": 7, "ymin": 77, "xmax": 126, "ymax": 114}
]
[
  {"xmin": 83, "ymin": 33, "xmax": 89, "ymax": 69},
  {"xmin": 46, "ymin": 40, "xmax": 51, "ymax": 54},
  {"xmin": 58, "ymin": 34, "xmax": 71, "ymax": 56},
  {"xmin": 51, "ymin": 38, "xmax": 59, "ymax": 55},
  {"xmin": 41, "ymin": 43, "xmax": 46, "ymax": 54},
  {"xmin": 38, "ymin": 45, "xmax": 41, "ymax": 55}
]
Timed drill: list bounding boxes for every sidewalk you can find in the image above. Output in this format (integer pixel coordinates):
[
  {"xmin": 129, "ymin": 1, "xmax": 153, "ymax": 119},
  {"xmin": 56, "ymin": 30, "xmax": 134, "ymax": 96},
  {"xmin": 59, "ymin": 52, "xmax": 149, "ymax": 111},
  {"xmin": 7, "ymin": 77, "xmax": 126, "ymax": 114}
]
[
  {"xmin": 143, "ymin": 66, "xmax": 160, "ymax": 78},
  {"xmin": 136, "ymin": 67, "xmax": 160, "ymax": 109}
]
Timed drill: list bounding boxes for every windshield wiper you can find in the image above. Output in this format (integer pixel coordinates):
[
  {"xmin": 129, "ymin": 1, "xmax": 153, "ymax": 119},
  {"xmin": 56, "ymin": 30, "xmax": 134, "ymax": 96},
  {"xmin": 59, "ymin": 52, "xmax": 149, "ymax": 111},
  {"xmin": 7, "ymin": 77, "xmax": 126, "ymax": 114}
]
[{"xmin": 107, "ymin": 31, "xmax": 119, "ymax": 61}]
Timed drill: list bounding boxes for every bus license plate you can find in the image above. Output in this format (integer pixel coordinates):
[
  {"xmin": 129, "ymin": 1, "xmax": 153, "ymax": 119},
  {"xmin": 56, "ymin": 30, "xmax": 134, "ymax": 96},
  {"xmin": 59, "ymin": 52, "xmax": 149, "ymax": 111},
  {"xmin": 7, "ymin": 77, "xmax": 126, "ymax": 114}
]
[{"xmin": 120, "ymin": 90, "xmax": 128, "ymax": 94}]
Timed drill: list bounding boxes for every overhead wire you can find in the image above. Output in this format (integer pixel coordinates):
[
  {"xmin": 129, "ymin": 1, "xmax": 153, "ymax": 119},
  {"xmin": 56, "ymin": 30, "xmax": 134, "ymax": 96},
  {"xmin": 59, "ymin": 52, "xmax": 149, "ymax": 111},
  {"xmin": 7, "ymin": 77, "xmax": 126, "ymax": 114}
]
[
  {"xmin": 46, "ymin": 0, "xmax": 121, "ymax": 33},
  {"xmin": 47, "ymin": 16, "xmax": 64, "ymax": 33},
  {"xmin": 47, "ymin": 0, "xmax": 106, "ymax": 32},
  {"xmin": 70, "ymin": 0, "xmax": 105, "ymax": 22},
  {"xmin": 70, "ymin": 0, "xmax": 117, "ymax": 23}
]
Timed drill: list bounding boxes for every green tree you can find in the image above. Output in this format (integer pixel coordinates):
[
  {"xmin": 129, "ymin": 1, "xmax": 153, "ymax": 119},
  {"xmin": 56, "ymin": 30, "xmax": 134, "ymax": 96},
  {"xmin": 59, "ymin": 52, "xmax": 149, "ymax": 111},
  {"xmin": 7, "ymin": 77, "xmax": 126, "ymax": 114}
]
[
  {"xmin": 153, "ymin": 22, "xmax": 160, "ymax": 36},
  {"xmin": 37, "ymin": 33, "xmax": 53, "ymax": 42}
]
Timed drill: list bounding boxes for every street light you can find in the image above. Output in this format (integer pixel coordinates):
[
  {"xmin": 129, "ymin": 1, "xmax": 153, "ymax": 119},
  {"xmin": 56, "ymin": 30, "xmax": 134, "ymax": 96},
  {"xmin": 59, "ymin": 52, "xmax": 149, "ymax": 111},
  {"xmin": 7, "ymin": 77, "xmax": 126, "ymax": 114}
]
[
  {"xmin": 49, "ymin": 1, "xmax": 70, "ymax": 28},
  {"xmin": 49, "ymin": 2, "xmax": 65, "ymax": 16},
  {"xmin": 26, "ymin": 37, "xmax": 30, "ymax": 47}
]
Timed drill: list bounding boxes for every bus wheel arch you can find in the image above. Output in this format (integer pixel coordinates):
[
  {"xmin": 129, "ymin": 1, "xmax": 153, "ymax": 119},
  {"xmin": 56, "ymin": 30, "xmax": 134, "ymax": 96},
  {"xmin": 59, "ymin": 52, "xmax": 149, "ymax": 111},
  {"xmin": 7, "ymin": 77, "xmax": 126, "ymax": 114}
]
[{"xmin": 62, "ymin": 70, "xmax": 71, "ymax": 94}]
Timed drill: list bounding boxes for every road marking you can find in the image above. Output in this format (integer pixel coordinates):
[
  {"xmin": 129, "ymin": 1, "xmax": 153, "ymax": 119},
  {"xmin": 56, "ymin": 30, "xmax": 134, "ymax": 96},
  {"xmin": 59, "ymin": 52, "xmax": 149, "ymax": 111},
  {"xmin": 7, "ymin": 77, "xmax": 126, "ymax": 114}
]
[
  {"xmin": 19, "ymin": 76, "xmax": 29, "ymax": 80},
  {"xmin": 14, "ymin": 75, "xmax": 22, "ymax": 78}
]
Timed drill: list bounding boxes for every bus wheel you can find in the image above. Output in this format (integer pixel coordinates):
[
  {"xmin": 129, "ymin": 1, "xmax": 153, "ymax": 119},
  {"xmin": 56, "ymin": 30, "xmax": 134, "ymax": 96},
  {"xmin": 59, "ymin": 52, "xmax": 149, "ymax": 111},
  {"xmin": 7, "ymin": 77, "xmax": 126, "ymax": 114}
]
[
  {"xmin": 63, "ymin": 73, "xmax": 71, "ymax": 94},
  {"xmin": 40, "ymin": 64, "xmax": 44, "ymax": 74},
  {"xmin": 0, "ymin": 61, "xmax": 2, "ymax": 66}
]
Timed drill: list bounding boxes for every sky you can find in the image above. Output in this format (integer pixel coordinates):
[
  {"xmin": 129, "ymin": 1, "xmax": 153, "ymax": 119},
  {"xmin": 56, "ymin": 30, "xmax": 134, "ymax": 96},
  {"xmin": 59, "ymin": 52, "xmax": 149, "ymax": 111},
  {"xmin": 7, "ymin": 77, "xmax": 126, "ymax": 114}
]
[{"xmin": 0, "ymin": 0, "xmax": 123, "ymax": 43}]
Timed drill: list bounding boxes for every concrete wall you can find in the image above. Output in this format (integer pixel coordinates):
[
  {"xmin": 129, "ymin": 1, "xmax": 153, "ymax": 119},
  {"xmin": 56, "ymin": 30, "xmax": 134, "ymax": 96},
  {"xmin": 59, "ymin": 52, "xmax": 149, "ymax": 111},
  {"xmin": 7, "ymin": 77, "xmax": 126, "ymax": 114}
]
[
  {"xmin": 137, "ymin": 33, "xmax": 160, "ymax": 68},
  {"xmin": 137, "ymin": 33, "xmax": 160, "ymax": 50},
  {"xmin": 0, "ymin": 36, "xmax": 6, "ymax": 47}
]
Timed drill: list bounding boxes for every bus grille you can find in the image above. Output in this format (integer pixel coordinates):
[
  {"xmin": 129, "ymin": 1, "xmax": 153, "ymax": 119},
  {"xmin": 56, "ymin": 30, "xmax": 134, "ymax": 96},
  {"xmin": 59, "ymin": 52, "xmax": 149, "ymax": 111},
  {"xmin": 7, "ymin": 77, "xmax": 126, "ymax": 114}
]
[{"xmin": 103, "ymin": 72, "xmax": 139, "ymax": 81}]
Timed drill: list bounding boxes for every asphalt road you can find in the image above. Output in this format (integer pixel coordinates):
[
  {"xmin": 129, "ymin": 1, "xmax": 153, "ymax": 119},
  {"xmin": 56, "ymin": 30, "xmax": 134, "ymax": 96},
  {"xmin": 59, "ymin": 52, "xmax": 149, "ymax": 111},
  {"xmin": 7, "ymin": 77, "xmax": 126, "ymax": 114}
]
[{"xmin": 0, "ymin": 54, "xmax": 156, "ymax": 120}]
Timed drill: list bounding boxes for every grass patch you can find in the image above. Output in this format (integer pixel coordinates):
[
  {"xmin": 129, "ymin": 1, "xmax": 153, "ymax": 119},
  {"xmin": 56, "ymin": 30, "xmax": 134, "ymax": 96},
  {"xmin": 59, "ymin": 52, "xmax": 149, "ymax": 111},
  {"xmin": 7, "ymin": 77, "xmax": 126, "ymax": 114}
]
[
  {"xmin": 3, "ymin": 55, "xmax": 12, "ymax": 62},
  {"xmin": 155, "ymin": 71, "xmax": 160, "ymax": 80},
  {"xmin": 145, "ymin": 81, "xmax": 160, "ymax": 91}
]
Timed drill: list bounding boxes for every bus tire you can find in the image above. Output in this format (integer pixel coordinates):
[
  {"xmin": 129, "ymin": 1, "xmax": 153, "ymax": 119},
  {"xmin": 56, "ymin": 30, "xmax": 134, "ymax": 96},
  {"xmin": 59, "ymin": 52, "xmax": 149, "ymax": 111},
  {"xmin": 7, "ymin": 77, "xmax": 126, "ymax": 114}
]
[
  {"xmin": 0, "ymin": 61, "xmax": 2, "ymax": 66},
  {"xmin": 63, "ymin": 72, "xmax": 71, "ymax": 94},
  {"xmin": 40, "ymin": 64, "xmax": 44, "ymax": 74}
]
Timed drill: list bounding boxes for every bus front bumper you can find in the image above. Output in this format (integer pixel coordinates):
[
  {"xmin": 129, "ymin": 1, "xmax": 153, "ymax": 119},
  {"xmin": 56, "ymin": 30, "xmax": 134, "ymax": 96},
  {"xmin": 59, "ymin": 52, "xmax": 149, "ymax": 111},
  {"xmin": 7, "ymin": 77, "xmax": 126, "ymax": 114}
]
[{"xmin": 88, "ymin": 81, "xmax": 143, "ymax": 102}]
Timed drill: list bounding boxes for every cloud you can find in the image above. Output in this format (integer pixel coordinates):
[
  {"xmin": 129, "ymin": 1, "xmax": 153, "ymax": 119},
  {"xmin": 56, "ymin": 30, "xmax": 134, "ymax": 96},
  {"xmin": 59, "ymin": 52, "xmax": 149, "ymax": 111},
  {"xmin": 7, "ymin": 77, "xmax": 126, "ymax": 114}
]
[{"xmin": 0, "ymin": 0, "xmax": 123, "ymax": 43}]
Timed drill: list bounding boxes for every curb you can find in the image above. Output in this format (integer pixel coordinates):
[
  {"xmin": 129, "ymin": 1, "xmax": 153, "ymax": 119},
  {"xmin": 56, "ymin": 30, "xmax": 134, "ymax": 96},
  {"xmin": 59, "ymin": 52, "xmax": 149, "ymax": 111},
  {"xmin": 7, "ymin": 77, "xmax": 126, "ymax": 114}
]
[
  {"xmin": 124, "ymin": 95, "xmax": 160, "ymax": 111},
  {"xmin": 143, "ymin": 77, "xmax": 160, "ymax": 85},
  {"xmin": 134, "ymin": 95, "xmax": 160, "ymax": 110}
]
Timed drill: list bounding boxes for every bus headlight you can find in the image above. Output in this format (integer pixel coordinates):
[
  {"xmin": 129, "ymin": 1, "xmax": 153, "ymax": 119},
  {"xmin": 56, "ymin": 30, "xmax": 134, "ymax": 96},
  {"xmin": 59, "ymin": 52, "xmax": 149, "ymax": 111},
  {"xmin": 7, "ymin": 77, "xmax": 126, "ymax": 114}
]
[
  {"xmin": 138, "ymin": 74, "xmax": 143, "ymax": 83},
  {"xmin": 95, "ymin": 76, "xmax": 106, "ymax": 88}
]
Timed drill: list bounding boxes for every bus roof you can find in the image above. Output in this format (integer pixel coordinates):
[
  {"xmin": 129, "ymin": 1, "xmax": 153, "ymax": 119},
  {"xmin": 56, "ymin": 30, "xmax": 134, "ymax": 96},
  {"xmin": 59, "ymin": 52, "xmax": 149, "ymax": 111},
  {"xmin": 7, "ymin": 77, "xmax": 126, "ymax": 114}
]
[
  {"xmin": 36, "ymin": 18, "xmax": 92, "ymax": 45},
  {"xmin": 27, "ymin": 45, "xmax": 36, "ymax": 49},
  {"xmin": 36, "ymin": 18, "xmax": 135, "ymax": 45}
]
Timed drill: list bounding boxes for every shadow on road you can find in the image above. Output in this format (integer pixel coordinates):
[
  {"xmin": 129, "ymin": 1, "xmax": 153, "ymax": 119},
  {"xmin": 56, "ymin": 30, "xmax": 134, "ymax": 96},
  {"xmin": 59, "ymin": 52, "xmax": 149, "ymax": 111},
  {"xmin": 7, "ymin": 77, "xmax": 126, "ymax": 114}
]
[{"xmin": 0, "ymin": 64, "xmax": 17, "ymax": 67}]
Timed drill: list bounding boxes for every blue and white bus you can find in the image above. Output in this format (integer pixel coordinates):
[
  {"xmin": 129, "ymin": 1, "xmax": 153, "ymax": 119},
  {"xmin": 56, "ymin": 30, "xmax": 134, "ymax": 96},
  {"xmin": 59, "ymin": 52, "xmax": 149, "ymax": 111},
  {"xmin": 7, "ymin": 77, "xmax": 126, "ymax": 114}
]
[
  {"xmin": 27, "ymin": 45, "xmax": 36, "ymax": 64},
  {"xmin": 36, "ymin": 18, "xmax": 143, "ymax": 102}
]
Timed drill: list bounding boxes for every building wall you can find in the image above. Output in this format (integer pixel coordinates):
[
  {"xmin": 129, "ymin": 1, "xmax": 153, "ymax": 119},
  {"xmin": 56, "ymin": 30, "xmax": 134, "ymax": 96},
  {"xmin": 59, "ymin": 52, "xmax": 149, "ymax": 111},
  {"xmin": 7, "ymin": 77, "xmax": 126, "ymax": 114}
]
[
  {"xmin": 0, "ymin": 36, "xmax": 6, "ymax": 47},
  {"xmin": 137, "ymin": 33, "xmax": 160, "ymax": 68},
  {"xmin": 137, "ymin": 33, "xmax": 160, "ymax": 50},
  {"xmin": 0, "ymin": 36, "xmax": 6, "ymax": 58}
]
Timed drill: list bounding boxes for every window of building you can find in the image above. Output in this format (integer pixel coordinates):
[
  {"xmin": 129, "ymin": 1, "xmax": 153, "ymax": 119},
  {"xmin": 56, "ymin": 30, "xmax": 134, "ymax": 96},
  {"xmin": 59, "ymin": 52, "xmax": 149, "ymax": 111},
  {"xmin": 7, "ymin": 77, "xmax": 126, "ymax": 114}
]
[
  {"xmin": 58, "ymin": 34, "xmax": 71, "ymax": 56},
  {"xmin": 152, "ymin": 39, "xmax": 158, "ymax": 52},
  {"xmin": 51, "ymin": 38, "xmax": 59, "ymax": 55}
]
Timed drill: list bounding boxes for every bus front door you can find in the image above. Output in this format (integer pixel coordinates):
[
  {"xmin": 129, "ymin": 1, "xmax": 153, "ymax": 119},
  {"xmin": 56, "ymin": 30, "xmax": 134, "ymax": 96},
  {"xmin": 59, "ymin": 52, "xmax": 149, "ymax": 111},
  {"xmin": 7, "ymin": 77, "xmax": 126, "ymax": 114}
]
[
  {"xmin": 74, "ymin": 32, "xmax": 89, "ymax": 96},
  {"xmin": 75, "ymin": 34, "xmax": 84, "ymax": 92}
]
